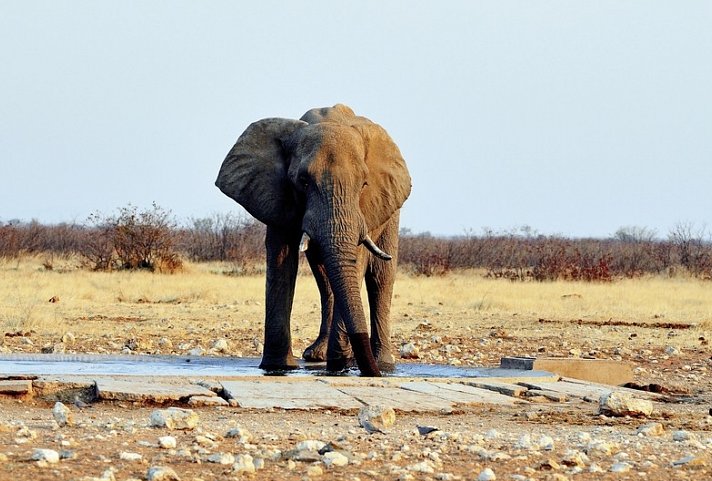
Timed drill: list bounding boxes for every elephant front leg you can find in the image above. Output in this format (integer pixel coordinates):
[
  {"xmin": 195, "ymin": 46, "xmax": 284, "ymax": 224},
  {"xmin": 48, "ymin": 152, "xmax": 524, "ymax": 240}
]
[
  {"xmin": 259, "ymin": 226, "xmax": 301, "ymax": 371},
  {"xmin": 365, "ymin": 215, "xmax": 400, "ymax": 372},
  {"xmin": 325, "ymin": 314, "xmax": 355, "ymax": 371},
  {"xmin": 302, "ymin": 250, "xmax": 333, "ymax": 362}
]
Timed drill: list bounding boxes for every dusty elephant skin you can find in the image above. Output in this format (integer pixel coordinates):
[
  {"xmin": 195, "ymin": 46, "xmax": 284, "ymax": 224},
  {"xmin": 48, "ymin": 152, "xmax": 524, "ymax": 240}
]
[{"xmin": 215, "ymin": 104, "xmax": 411, "ymax": 376}]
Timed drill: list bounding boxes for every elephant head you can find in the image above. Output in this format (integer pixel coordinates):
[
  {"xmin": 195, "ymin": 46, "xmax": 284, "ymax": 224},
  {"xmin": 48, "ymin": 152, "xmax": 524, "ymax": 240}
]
[{"xmin": 216, "ymin": 104, "xmax": 411, "ymax": 376}]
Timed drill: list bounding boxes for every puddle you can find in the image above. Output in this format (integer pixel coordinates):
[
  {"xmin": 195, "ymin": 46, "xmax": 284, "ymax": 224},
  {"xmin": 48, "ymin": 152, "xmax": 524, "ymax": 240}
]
[{"xmin": 0, "ymin": 353, "xmax": 548, "ymax": 378}]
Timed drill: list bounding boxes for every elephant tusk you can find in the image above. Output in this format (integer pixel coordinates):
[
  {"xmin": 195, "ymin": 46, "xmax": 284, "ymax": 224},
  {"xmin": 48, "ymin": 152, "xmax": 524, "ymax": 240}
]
[
  {"xmin": 363, "ymin": 235, "xmax": 392, "ymax": 261},
  {"xmin": 299, "ymin": 232, "xmax": 310, "ymax": 252}
]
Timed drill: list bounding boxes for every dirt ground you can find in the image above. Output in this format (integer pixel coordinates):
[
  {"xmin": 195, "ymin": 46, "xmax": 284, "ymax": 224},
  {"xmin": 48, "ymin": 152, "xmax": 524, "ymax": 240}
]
[{"xmin": 1, "ymin": 329, "xmax": 711, "ymax": 481}]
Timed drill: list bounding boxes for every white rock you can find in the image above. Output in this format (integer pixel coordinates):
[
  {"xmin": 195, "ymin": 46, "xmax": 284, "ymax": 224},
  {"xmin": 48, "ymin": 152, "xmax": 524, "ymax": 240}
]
[
  {"xmin": 636, "ymin": 422, "xmax": 664, "ymax": 437},
  {"xmin": 296, "ymin": 440, "xmax": 326, "ymax": 451},
  {"xmin": 672, "ymin": 430, "xmax": 693, "ymax": 442},
  {"xmin": 537, "ymin": 435, "xmax": 555, "ymax": 450},
  {"xmin": 478, "ymin": 468, "xmax": 496, "ymax": 481},
  {"xmin": 307, "ymin": 465, "xmax": 323, "ymax": 476},
  {"xmin": 598, "ymin": 391, "xmax": 653, "ymax": 417},
  {"xmin": 188, "ymin": 347, "xmax": 204, "ymax": 356},
  {"xmin": 610, "ymin": 462, "xmax": 632, "ymax": 473},
  {"xmin": 323, "ymin": 451, "xmax": 349, "ymax": 467},
  {"xmin": 119, "ymin": 452, "xmax": 142, "ymax": 461},
  {"xmin": 211, "ymin": 339, "xmax": 229, "ymax": 352},
  {"xmin": 586, "ymin": 440, "xmax": 616, "ymax": 456},
  {"xmin": 407, "ymin": 461, "xmax": 435, "ymax": 473},
  {"xmin": 32, "ymin": 448, "xmax": 59, "ymax": 464},
  {"xmin": 158, "ymin": 436, "xmax": 177, "ymax": 449},
  {"xmin": 149, "ymin": 408, "xmax": 199, "ymax": 430},
  {"xmin": 358, "ymin": 405, "xmax": 396, "ymax": 433},
  {"xmin": 561, "ymin": 449, "xmax": 589, "ymax": 468},
  {"xmin": 484, "ymin": 429, "xmax": 500, "ymax": 440},
  {"xmin": 233, "ymin": 454, "xmax": 256, "ymax": 473},
  {"xmin": 207, "ymin": 453, "xmax": 235, "ymax": 465},
  {"xmin": 226, "ymin": 426, "xmax": 252, "ymax": 443},
  {"xmin": 400, "ymin": 342, "xmax": 420, "ymax": 359},
  {"xmin": 146, "ymin": 466, "xmax": 180, "ymax": 481},
  {"xmin": 52, "ymin": 402, "xmax": 73, "ymax": 427},
  {"xmin": 514, "ymin": 433, "xmax": 532, "ymax": 449}
]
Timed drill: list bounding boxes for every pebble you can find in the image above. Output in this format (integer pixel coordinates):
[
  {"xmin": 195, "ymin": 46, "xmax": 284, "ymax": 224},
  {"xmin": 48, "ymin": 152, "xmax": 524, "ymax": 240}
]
[
  {"xmin": 52, "ymin": 401, "xmax": 73, "ymax": 427},
  {"xmin": 226, "ymin": 426, "xmax": 253, "ymax": 443},
  {"xmin": 400, "ymin": 342, "xmax": 420, "ymax": 359},
  {"xmin": 119, "ymin": 452, "xmax": 142, "ymax": 461},
  {"xmin": 561, "ymin": 449, "xmax": 588, "ymax": 467},
  {"xmin": 323, "ymin": 451, "xmax": 349, "ymax": 467},
  {"xmin": 233, "ymin": 454, "xmax": 256, "ymax": 473},
  {"xmin": 598, "ymin": 391, "xmax": 653, "ymax": 417},
  {"xmin": 307, "ymin": 465, "xmax": 324, "ymax": 476},
  {"xmin": 146, "ymin": 466, "xmax": 180, "ymax": 481},
  {"xmin": 149, "ymin": 408, "xmax": 199, "ymax": 430},
  {"xmin": 672, "ymin": 430, "xmax": 693, "ymax": 442},
  {"xmin": 636, "ymin": 422, "xmax": 664, "ymax": 437},
  {"xmin": 211, "ymin": 338, "xmax": 229, "ymax": 352},
  {"xmin": 407, "ymin": 461, "xmax": 435, "ymax": 473},
  {"xmin": 207, "ymin": 452, "xmax": 235, "ymax": 465},
  {"xmin": 610, "ymin": 461, "xmax": 632, "ymax": 473},
  {"xmin": 296, "ymin": 440, "xmax": 327, "ymax": 451},
  {"xmin": 158, "ymin": 436, "xmax": 177, "ymax": 449},
  {"xmin": 32, "ymin": 448, "xmax": 60, "ymax": 464},
  {"xmin": 537, "ymin": 434, "xmax": 555, "ymax": 450},
  {"xmin": 358, "ymin": 405, "xmax": 396, "ymax": 433},
  {"xmin": 477, "ymin": 467, "xmax": 496, "ymax": 481}
]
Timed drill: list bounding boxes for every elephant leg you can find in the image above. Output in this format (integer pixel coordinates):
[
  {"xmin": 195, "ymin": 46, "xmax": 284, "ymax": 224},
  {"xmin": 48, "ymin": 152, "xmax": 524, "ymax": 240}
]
[
  {"xmin": 365, "ymin": 213, "xmax": 400, "ymax": 372},
  {"xmin": 302, "ymin": 248, "xmax": 333, "ymax": 362},
  {"xmin": 259, "ymin": 226, "xmax": 300, "ymax": 371}
]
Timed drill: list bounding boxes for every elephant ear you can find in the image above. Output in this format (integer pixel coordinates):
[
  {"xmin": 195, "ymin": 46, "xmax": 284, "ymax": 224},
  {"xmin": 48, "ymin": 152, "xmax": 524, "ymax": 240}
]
[
  {"xmin": 354, "ymin": 122, "xmax": 412, "ymax": 231},
  {"xmin": 216, "ymin": 118, "xmax": 306, "ymax": 226}
]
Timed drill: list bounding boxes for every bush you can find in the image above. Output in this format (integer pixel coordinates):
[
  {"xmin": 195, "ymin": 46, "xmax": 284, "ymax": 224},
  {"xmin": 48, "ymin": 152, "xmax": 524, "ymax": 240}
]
[{"xmin": 83, "ymin": 203, "xmax": 182, "ymax": 273}]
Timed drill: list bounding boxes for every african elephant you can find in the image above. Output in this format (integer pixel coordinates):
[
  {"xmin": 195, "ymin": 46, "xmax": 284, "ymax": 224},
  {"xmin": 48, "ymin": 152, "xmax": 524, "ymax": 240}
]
[{"xmin": 215, "ymin": 104, "xmax": 411, "ymax": 376}]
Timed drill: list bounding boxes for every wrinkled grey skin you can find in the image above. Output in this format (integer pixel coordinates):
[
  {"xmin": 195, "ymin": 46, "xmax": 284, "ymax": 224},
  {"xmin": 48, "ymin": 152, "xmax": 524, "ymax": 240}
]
[{"xmin": 215, "ymin": 104, "xmax": 411, "ymax": 376}]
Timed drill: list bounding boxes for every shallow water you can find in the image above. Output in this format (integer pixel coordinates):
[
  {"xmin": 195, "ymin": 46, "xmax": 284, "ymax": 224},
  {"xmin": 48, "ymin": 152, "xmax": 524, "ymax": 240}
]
[{"xmin": 0, "ymin": 353, "xmax": 544, "ymax": 378}]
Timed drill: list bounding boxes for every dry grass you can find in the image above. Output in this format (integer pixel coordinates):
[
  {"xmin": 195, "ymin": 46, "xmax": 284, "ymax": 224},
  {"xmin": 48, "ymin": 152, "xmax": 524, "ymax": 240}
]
[{"xmin": 1, "ymin": 256, "xmax": 709, "ymax": 353}]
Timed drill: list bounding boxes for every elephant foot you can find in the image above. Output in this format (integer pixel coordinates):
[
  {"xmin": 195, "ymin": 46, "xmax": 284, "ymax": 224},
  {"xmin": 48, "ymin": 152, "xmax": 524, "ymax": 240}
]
[
  {"xmin": 259, "ymin": 355, "xmax": 299, "ymax": 372},
  {"xmin": 303, "ymin": 339, "xmax": 328, "ymax": 362},
  {"xmin": 377, "ymin": 351, "xmax": 397, "ymax": 373},
  {"xmin": 325, "ymin": 356, "xmax": 357, "ymax": 372}
]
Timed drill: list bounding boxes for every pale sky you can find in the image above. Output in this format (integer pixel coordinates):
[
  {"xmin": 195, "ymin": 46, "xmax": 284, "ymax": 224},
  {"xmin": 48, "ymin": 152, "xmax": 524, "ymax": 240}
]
[{"xmin": 1, "ymin": 1, "xmax": 710, "ymax": 237}]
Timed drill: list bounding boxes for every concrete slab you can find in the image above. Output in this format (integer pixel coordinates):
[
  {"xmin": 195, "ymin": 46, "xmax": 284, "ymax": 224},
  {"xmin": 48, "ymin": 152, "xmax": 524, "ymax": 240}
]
[
  {"xmin": 466, "ymin": 380, "xmax": 529, "ymax": 397},
  {"xmin": 95, "ymin": 379, "xmax": 216, "ymax": 402},
  {"xmin": 0, "ymin": 380, "xmax": 32, "ymax": 395},
  {"xmin": 221, "ymin": 380, "xmax": 363, "ymax": 410},
  {"xmin": 399, "ymin": 381, "xmax": 523, "ymax": 406},
  {"xmin": 501, "ymin": 357, "xmax": 633, "ymax": 386},
  {"xmin": 336, "ymin": 386, "xmax": 454, "ymax": 413},
  {"xmin": 518, "ymin": 379, "xmax": 665, "ymax": 402}
]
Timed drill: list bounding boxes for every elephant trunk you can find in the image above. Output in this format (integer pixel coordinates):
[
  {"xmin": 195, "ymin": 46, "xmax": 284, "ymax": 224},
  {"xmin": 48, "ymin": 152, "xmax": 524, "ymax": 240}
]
[{"xmin": 321, "ymin": 245, "xmax": 381, "ymax": 377}]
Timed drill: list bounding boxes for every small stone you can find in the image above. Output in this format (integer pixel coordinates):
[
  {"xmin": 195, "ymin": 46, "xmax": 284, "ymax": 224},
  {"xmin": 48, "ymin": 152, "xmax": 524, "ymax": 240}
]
[
  {"xmin": 636, "ymin": 422, "xmax": 664, "ymax": 437},
  {"xmin": 598, "ymin": 391, "xmax": 653, "ymax": 417},
  {"xmin": 514, "ymin": 434, "xmax": 532, "ymax": 449},
  {"xmin": 477, "ymin": 468, "xmax": 496, "ymax": 481},
  {"xmin": 158, "ymin": 337, "xmax": 173, "ymax": 349},
  {"xmin": 32, "ymin": 448, "xmax": 59, "ymax": 464},
  {"xmin": 537, "ymin": 459, "xmax": 561, "ymax": 470},
  {"xmin": 400, "ymin": 342, "xmax": 420, "ymax": 359},
  {"xmin": 61, "ymin": 332, "xmax": 75, "ymax": 344},
  {"xmin": 358, "ymin": 405, "xmax": 396, "ymax": 433},
  {"xmin": 672, "ymin": 454, "xmax": 709, "ymax": 468},
  {"xmin": 188, "ymin": 347, "xmax": 204, "ymax": 356},
  {"xmin": 52, "ymin": 402, "xmax": 73, "ymax": 427},
  {"xmin": 233, "ymin": 454, "xmax": 256, "ymax": 473},
  {"xmin": 119, "ymin": 452, "xmax": 142, "ymax": 461},
  {"xmin": 610, "ymin": 462, "xmax": 632, "ymax": 473},
  {"xmin": 586, "ymin": 440, "xmax": 616, "ymax": 456},
  {"xmin": 407, "ymin": 461, "xmax": 435, "ymax": 473},
  {"xmin": 146, "ymin": 466, "xmax": 180, "ymax": 481},
  {"xmin": 561, "ymin": 449, "xmax": 588, "ymax": 467},
  {"xmin": 59, "ymin": 450, "xmax": 77, "ymax": 460},
  {"xmin": 322, "ymin": 451, "xmax": 349, "ymax": 467},
  {"xmin": 150, "ymin": 408, "xmax": 199, "ymax": 430},
  {"xmin": 158, "ymin": 436, "xmax": 177, "ymax": 449},
  {"xmin": 297, "ymin": 440, "xmax": 327, "ymax": 451},
  {"xmin": 187, "ymin": 395, "xmax": 228, "ymax": 407},
  {"xmin": 484, "ymin": 429, "xmax": 500, "ymax": 440},
  {"xmin": 226, "ymin": 426, "xmax": 252, "ymax": 444},
  {"xmin": 673, "ymin": 430, "xmax": 693, "ymax": 442},
  {"xmin": 538, "ymin": 434, "xmax": 555, "ymax": 450},
  {"xmin": 207, "ymin": 453, "xmax": 234, "ymax": 465},
  {"xmin": 664, "ymin": 346, "xmax": 680, "ymax": 356},
  {"xmin": 211, "ymin": 339, "xmax": 229, "ymax": 352},
  {"xmin": 307, "ymin": 465, "xmax": 323, "ymax": 476}
]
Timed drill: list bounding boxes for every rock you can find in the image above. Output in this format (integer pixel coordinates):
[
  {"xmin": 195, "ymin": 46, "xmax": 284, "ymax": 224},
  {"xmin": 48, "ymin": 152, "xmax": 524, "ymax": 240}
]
[
  {"xmin": 484, "ymin": 429, "xmax": 500, "ymax": 440},
  {"xmin": 187, "ymin": 395, "xmax": 228, "ymax": 407},
  {"xmin": 598, "ymin": 391, "xmax": 653, "ymax": 417},
  {"xmin": 407, "ymin": 461, "xmax": 435, "ymax": 473},
  {"xmin": 537, "ymin": 434, "xmax": 555, "ymax": 450},
  {"xmin": 211, "ymin": 338, "xmax": 229, "ymax": 352},
  {"xmin": 42, "ymin": 342, "xmax": 65, "ymax": 354},
  {"xmin": 32, "ymin": 448, "xmax": 59, "ymax": 464},
  {"xmin": 233, "ymin": 454, "xmax": 256, "ymax": 473},
  {"xmin": 585, "ymin": 440, "xmax": 616, "ymax": 456},
  {"xmin": 226, "ymin": 426, "xmax": 252, "ymax": 444},
  {"xmin": 400, "ymin": 342, "xmax": 420, "ymax": 359},
  {"xmin": 636, "ymin": 422, "xmax": 664, "ymax": 437},
  {"xmin": 417, "ymin": 425, "xmax": 440, "ymax": 436},
  {"xmin": 664, "ymin": 346, "xmax": 680, "ymax": 356},
  {"xmin": 188, "ymin": 347, "xmax": 204, "ymax": 356},
  {"xmin": 119, "ymin": 452, "xmax": 142, "ymax": 461},
  {"xmin": 61, "ymin": 332, "xmax": 76, "ymax": 344},
  {"xmin": 610, "ymin": 462, "xmax": 632, "ymax": 473},
  {"xmin": 207, "ymin": 453, "xmax": 235, "ymax": 465},
  {"xmin": 358, "ymin": 405, "xmax": 396, "ymax": 433},
  {"xmin": 296, "ymin": 440, "xmax": 326, "ymax": 452},
  {"xmin": 158, "ymin": 337, "xmax": 173, "ymax": 349},
  {"xmin": 307, "ymin": 465, "xmax": 323, "ymax": 476},
  {"xmin": 149, "ymin": 408, "xmax": 199, "ymax": 430},
  {"xmin": 672, "ymin": 430, "xmax": 693, "ymax": 442},
  {"xmin": 158, "ymin": 436, "xmax": 177, "ymax": 449},
  {"xmin": 561, "ymin": 449, "xmax": 588, "ymax": 467},
  {"xmin": 146, "ymin": 466, "xmax": 180, "ymax": 481},
  {"xmin": 514, "ymin": 434, "xmax": 532, "ymax": 449},
  {"xmin": 323, "ymin": 451, "xmax": 349, "ymax": 467},
  {"xmin": 478, "ymin": 468, "xmax": 496, "ymax": 481},
  {"xmin": 52, "ymin": 402, "xmax": 73, "ymax": 427},
  {"xmin": 672, "ymin": 454, "xmax": 709, "ymax": 468}
]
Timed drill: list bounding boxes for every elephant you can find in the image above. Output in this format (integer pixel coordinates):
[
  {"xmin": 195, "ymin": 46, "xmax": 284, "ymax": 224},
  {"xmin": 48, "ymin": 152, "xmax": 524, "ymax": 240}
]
[{"xmin": 215, "ymin": 104, "xmax": 411, "ymax": 377}]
